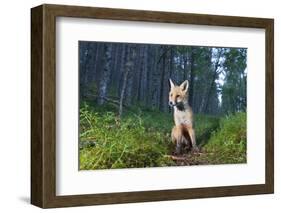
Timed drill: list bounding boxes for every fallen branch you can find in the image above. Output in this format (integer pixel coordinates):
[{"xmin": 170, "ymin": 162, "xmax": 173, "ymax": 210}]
[{"xmin": 165, "ymin": 155, "xmax": 186, "ymax": 161}]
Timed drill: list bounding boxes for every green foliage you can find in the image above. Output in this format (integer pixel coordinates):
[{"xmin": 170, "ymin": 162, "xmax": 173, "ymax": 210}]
[
  {"xmin": 194, "ymin": 115, "xmax": 220, "ymax": 145},
  {"xmin": 79, "ymin": 102, "xmax": 246, "ymax": 170},
  {"xmin": 79, "ymin": 102, "xmax": 176, "ymax": 170},
  {"xmin": 221, "ymin": 48, "xmax": 247, "ymax": 114},
  {"xmin": 201, "ymin": 112, "xmax": 247, "ymax": 164}
]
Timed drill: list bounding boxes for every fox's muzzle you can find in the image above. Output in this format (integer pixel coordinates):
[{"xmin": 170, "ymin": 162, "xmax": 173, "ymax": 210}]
[{"xmin": 169, "ymin": 101, "xmax": 177, "ymax": 107}]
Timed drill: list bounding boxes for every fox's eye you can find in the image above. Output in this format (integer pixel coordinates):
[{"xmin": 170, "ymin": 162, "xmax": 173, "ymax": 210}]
[
  {"xmin": 170, "ymin": 93, "xmax": 173, "ymax": 97},
  {"xmin": 176, "ymin": 95, "xmax": 180, "ymax": 99}
]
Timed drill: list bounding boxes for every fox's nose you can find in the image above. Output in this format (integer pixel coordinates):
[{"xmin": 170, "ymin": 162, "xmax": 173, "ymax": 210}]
[{"xmin": 169, "ymin": 101, "xmax": 173, "ymax": 106}]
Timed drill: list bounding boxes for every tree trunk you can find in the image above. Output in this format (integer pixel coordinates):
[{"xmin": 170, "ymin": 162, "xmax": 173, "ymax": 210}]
[
  {"xmin": 189, "ymin": 47, "xmax": 195, "ymax": 107},
  {"xmin": 159, "ymin": 46, "xmax": 166, "ymax": 111},
  {"xmin": 183, "ymin": 51, "xmax": 188, "ymax": 81},
  {"xmin": 203, "ymin": 48, "xmax": 222, "ymax": 113},
  {"xmin": 139, "ymin": 45, "xmax": 148, "ymax": 103},
  {"xmin": 118, "ymin": 44, "xmax": 126, "ymax": 96},
  {"xmin": 145, "ymin": 45, "xmax": 152, "ymax": 106},
  {"xmin": 119, "ymin": 45, "xmax": 137, "ymax": 117},
  {"xmin": 125, "ymin": 58, "xmax": 135, "ymax": 105},
  {"xmin": 135, "ymin": 45, "xmax": 144, "ymax": 102},
  {"xmin": 97, "ymin": 44, "xmax": 113, "ymax": 105},
  {"xmin": 151, "ymin": 46, "xmax": 160, "ymax": 108}
]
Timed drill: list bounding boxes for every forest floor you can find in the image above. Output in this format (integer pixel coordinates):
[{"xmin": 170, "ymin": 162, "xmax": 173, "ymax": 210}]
[{"xmin": 79, "ymin": 101, "xmax": 246, "ymax": 170}]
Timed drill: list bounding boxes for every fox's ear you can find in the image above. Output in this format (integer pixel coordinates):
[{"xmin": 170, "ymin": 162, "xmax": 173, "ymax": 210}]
[
  {"xmin": 169, "ymin": 79, "xmax": 175, "ymax": 89},
  {"xmin": 180, "ymin": 80, "xmax": 189, "ymax": 93}
]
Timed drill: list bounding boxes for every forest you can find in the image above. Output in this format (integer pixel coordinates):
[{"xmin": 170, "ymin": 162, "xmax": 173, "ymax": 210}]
[{"xmin": 79, "ymin": 41, "xmax": 247, "ymax": 170}]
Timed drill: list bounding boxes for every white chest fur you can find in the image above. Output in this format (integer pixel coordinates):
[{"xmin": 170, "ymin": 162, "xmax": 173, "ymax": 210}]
[{"xmin": 173, "ymin": 107, "xmax": 192, "ymax": 126}]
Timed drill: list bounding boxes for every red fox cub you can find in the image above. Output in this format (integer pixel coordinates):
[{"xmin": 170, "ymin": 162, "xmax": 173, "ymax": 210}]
[{"xmin": 169, "ymin": 79, "xmax": 198, "ymax": 154}]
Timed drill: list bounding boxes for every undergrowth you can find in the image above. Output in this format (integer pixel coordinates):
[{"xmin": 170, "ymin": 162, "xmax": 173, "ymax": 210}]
[
  {"xmin": 79, "ymin": 102, "xmax": 246, "ymax": 170},
  {"xmin": 200, "ymin": 112, "xmax": 247, "ymax": 164}
]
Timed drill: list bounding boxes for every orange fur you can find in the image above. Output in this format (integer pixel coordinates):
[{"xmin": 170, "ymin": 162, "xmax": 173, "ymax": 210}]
[{"xmin": 169, "ymin": 79, "xmax": 198, "ymax": 154}]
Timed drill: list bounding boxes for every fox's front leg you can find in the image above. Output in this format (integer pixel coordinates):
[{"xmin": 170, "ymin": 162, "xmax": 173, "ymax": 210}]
[
  {"xmin": 187, "ymin": 126, "xmax": 199, "ymax": 152},
  {"xmin": 175, "ymin": 140, "xmax": 183, "ymax": 155},
  {"xmin": 172, "ymin": 126, "xmax": 182, "ymax": 155}
]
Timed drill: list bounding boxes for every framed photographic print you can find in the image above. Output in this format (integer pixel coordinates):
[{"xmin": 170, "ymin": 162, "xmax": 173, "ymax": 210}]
[{"xmin": 31, "ymin": 4, "xmax": 274, "ymax": 208}]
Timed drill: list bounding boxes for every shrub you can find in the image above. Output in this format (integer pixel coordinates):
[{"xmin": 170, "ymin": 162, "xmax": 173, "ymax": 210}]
[
  {"xmin": 79, "ymin": 102, "xmax": 176, "ymax": 170},
  {"xmin": 202, "ymin": 112, "xmax": 247, "ymax": 164},
  {"xmin": 194, "ymin": 115, "xmax": 220, "ymax": 146}
]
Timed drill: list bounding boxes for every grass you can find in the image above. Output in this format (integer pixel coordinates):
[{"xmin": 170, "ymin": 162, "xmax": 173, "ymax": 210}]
[
  {"xmin": 200, "ymin": 112, "xmax": 247, "ymax": 164},
  {"xmin": 79, "ymin": 102, "xmax": 175, "ymax": 169},
  {"xmin": 79, "ymin": 101, "xmax": 246, "ymax": 170}
]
